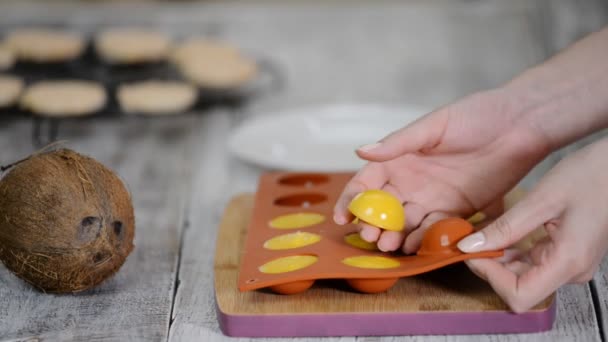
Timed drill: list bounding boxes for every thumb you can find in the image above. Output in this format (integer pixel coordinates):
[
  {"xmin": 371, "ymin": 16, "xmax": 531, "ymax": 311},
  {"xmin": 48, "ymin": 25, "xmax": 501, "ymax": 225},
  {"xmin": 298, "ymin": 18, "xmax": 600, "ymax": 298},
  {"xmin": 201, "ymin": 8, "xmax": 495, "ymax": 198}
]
[
  {"xmin": 457, "ymin": 189, "xmax": 561, "ymax": 253},
  {"xmin": 356, "ymin": 111, "xmax": 446, "ymax": 162}
]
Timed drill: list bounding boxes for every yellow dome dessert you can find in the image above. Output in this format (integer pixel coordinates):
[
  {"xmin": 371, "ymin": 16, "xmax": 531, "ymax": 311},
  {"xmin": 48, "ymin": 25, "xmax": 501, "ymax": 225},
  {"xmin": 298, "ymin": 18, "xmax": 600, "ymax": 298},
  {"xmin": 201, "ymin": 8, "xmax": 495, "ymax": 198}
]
[{"xmin": 348, "ymin": 190, "xmax": 405, "ymax": 231}]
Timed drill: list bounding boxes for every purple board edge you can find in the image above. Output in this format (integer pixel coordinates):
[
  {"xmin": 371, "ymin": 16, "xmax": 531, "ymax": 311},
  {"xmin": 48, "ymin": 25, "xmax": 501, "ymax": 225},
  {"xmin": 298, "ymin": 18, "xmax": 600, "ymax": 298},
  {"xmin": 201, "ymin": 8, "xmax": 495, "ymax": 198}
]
[{"xmin": 216, "ymin": 299, "xmax": 556, "ymax": 337}]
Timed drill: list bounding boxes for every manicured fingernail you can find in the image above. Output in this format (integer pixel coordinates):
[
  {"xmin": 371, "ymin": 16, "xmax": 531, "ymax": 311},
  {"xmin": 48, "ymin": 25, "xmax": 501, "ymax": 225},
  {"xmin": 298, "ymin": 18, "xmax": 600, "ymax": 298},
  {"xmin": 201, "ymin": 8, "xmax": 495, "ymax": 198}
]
[
  {"xmin": 457, "ymin": 232, "xmax": 485, "ymax": 252},
  {"xmin": 333, "ymin": 214, "xmax": 346, "ymax": 225},
  {"xmin": 358, "ymin": 142, "xmax": 382, "ymax": 153}
]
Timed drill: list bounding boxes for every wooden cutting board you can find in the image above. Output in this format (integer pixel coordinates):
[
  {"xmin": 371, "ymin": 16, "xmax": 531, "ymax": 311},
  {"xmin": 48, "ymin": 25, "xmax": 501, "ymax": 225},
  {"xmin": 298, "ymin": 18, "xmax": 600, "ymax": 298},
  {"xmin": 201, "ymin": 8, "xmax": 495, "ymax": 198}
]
[{"xmin": 214, "ymin": 193, "xmax": 555, "ymax": 337}]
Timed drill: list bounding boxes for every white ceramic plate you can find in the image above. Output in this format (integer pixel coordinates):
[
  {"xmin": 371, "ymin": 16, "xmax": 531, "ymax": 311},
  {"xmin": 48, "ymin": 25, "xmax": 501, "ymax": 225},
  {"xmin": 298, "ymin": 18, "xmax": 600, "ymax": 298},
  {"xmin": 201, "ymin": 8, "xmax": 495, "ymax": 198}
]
[{"xmin": 228, "ymin": 104, "xmax": 427, "ymax": 171}]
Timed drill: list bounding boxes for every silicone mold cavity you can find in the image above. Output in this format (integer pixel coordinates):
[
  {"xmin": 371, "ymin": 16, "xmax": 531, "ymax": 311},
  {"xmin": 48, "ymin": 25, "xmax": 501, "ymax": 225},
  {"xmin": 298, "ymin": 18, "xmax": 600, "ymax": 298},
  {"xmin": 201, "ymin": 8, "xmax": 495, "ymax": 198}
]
[
  {"xmin": 278, "ymin": 174, "xmax": 329, "ymax": 187},
  {"xmin": 274, "ymin": 193, "xmax": 327, "ymax": 207},
  {"xmin": 258, "ymin": 255, "xmax": 319, "ymax": 274},
  {"xmin": 263, "ymin": 232, "xmax": 322, "ymax": 250},
  {"xmin": 268, "ymin": 213, "xmax": 326, "ymax": 229}
]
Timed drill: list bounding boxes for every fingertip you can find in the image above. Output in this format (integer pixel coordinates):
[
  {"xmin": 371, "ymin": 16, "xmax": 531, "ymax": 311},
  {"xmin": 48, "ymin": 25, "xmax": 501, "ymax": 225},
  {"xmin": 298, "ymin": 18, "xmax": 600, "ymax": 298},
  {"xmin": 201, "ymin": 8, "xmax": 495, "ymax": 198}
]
[
  {"xmin": 403, "ymin": 231, "xmax": 423, "ymax": 254},
  {"xmin": 402, "ymin": 244, "xmax": 414, "ymax": 255},
  {"xmin": 377, "ymin": 231, "xmax": 405, "ymax": 252},
  {"xmin": 377, "ymin": 243, "xmax": 390, "ymax": 252},
  {"xmin": 360, "ymin": 225, "xmax": 381, "ymax": 242},
  {"xmin": 333, "ymin": 197, "xmax": 351, "ymax": 219},
  {"xmin": 355, "ymin": 140, "xmax": 407, "ymax": 162},
  {"xmin": 333, "ymin": 213, "xmax": 348, "ymax": 225},
  {"xmin": 355, "ymin": 148, "xmax": 390, "ymax": 162},
  {"xmin": 357, "ymin": 142, "xmax": 382, "ymax": 154}
]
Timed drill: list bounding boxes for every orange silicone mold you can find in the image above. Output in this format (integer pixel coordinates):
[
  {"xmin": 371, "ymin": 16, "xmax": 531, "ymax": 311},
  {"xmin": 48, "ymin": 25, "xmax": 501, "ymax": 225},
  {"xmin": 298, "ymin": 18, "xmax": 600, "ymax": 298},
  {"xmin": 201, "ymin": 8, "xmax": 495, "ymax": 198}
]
[{"xmin": 237, "ymin": 172, "xmax": 502, "ymax": 295}]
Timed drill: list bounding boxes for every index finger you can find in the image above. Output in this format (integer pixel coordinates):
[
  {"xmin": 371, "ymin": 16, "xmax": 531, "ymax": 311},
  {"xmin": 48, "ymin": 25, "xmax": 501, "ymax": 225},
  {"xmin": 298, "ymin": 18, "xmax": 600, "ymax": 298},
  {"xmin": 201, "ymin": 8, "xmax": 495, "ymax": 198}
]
[{"xmin": 333, "ymin": 162, "xmax": 387, "ymax": 225}]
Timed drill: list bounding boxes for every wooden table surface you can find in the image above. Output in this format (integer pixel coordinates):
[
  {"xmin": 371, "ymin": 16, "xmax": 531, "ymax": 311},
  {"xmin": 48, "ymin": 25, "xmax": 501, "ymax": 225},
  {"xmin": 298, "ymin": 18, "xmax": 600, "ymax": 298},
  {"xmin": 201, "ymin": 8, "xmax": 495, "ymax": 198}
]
[{"xmin": 0, "ymin": 1, "xmax": 606, "ymax": 341}]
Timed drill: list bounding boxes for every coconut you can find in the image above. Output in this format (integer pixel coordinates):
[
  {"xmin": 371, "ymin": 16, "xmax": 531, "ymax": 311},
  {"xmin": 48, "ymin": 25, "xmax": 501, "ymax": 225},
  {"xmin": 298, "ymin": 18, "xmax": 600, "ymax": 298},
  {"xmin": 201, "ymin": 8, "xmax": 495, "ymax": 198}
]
[{"xmin": 0, "ymin": 149, "xmax": 135, "ymax": 293}]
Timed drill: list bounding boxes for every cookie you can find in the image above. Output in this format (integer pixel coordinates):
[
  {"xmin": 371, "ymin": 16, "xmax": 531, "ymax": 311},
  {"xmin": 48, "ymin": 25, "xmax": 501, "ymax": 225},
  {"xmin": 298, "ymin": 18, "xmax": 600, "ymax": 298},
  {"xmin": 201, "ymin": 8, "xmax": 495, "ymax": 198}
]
[
  {"xmin": 171, "ymin": 39, "xmax": 257, "ymax": 89},
  {"xmin": 20, "ymin": 80, "xmax": 107, "ymax": 117},
  {"xmin": 171, "ymin": 38, "xmax": 240, "ymax": 65},
  {"xmin": 117, "ymin": 80, "xmax": 197, "ymax": 115},
  {"xmin": 6, "ymin": 28, "xmax": 85, "ymax": 63},
  {"xmin": 0, "ymin": 43, "xmax": 16, "ymax": 70},
  {"xmin": 0, "ymin": 75, "xmax": 24, "ymax": 108},
  {"xmin": 95, "ymin": 28, "xmax": 171, "ymax": 64}
]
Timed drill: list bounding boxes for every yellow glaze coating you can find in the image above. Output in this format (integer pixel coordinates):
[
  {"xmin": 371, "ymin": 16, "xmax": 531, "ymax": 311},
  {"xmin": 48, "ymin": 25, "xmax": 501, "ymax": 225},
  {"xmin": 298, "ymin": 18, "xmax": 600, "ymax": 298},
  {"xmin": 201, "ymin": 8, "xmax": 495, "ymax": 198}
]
[
  {"xmin": 467, "ymin": 212, "xmax": 486, "ymax": 225},
  {"xmin": 344, "ymin": 233, "xmax": 378, "ymax": 251},
  {"xmin": 264, "ymin": 232, "xmax": 321, "ymax": 250},
  {"xmin": 259, "ymin": 255, "xmax": 318, "ymax": 274},
  {"xmin": 348, "ymin": 190, "xmax": 405, "ymax": 231},
  {"xmin": 269, "ymin": 213, "xmax": 326, "ymax": 229},
  {"xmin": 342, "ymin": 255, "xmax": 400, "ymax": 269}
]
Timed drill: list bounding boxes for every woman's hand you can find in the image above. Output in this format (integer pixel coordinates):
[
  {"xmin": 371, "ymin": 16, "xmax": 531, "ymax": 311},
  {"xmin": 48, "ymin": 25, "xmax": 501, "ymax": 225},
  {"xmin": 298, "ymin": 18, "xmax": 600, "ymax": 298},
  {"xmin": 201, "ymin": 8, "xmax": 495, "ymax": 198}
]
[
  {"xmin": 333, "ymin": 88, "xmax": 551, "ymax": 253},
  {"xmin": 458, "ymin": 137, "xmax": 608, "ymax": 313}
]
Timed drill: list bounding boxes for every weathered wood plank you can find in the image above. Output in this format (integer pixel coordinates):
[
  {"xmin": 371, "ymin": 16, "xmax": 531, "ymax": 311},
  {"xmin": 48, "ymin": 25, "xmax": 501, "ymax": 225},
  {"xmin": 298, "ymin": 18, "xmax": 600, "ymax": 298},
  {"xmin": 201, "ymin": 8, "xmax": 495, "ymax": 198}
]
[{"xmin": 0, "ymin": 115, "xmax": 200, "ymax": 341}]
